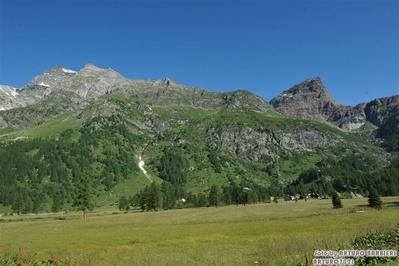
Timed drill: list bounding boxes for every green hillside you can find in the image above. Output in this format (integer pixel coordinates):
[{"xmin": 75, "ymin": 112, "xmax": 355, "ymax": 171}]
[{"xmin": 0, "ymin": 92, "xmax": 396, "ymax": 214}]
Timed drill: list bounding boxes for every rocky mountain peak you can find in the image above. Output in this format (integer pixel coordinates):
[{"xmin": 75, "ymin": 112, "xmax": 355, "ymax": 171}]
[
  {"xmin": 83, "ymin": 63, "xmax": 99, "ymax": 69},
  {"xmin": 279, "ymin": 77, "xmax": 336, "ymax": 103},
  {"xmin": 269, "ymin": 77, "xmax": 399, "ymax": 131},
  {"xmin": 78, "ymin": 64, "xmax": 122, "ymax": 79},
  {"xmin": 23, "ymin": 65, "xmax": 77, "ymax": 90},
  {"xmin": 46, "ymin": 66, "xmax": 77, "ymax": 75},
  {"xmin": 270, "ymin": 77, "xmax": 339, "ymax": 121},
  {"xmin": 153, "ymin": 77, "xmax": 175, "ymax": 87}
]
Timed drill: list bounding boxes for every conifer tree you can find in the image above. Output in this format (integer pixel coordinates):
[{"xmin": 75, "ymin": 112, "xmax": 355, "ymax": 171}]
[
  {"xmin": 209, "ymin": 184, "xmax": 221, "ymax": 208},
  {"xmin": 12, "ymin": 194, "xmax": 24, "ymax": 215},
  {"xmin": 197, "ymin": 193, "xmax": 208, "ymax": 207},
  {"xmin": 332, "ymin": 191, "xmax": 343, "ymax": 209},
  {"xmin": 32, "ymin": 196, "xmax": 42, "ymax": 214},
  {"xmin": 148, "ymin": 182, "xmax": 161, "ymax": 211},
  {"xmin": 368, "ymin": 187, "xmax": 383, "ymax": 209},
  {"xmin": 231, "ymin": 185, "xmax": 241, "ymax": 206},
  {"xmin": 72, "ymin": 168, "xmax": 94, "ymax": 219},
  {"xmin": 129, "ymin": 195, "xmax": 140, "ymax": 210},
  {"xmin": 161, "ymin": 181, "xmax": 175, "ymax": 210},
  {"xmin": 118, "ymin": 196, "xmax": 129, "ymax": 211},
  {"xmin": 51, "ymin": 194, "xmax": 64, "ymax": 213},
  {"xmin": 139, "ymin": 186, "xmax": 149, "ymax": 211}
]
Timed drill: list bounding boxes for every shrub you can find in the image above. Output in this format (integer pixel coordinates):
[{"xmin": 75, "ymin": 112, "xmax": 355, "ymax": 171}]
[{"xmin": 332, "ymin": 191, "xmax": 343, "ymax": 209}]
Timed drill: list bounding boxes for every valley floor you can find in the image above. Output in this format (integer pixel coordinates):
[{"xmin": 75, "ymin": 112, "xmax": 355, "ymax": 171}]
[{"xmin": 1, "ymin": 197, "xmax": 399, "ymax": 265}]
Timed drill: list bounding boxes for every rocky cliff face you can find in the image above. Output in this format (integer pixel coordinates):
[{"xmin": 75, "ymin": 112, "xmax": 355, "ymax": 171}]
[
  {"xmin": 0, "ymin": 85, "xmax": 22, "ymax": 111},
  {"xmin": 270, "ymin": 77, "xmax": 399, "ymax": 131},
  {"xmin": 205, "ymin": 125, "xmax": 345, "ymax": 163},
  {"xmin": 364, "ymin": 95, "xmax": 399, "ymax": 126},
  {"xmin": 270, "ymin": 77, "xmax": 340, "ymax": 121}
]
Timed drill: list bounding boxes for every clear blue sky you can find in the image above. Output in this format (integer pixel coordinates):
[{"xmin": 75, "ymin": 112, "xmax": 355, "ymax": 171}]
[{"xmin": 1, "ymin": 0, "xmax": 398, "ymax": 106}]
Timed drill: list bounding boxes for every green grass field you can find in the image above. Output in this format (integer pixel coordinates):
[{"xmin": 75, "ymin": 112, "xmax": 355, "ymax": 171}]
[{"xmin": 1, "ymin": 197, "xmax": 399, "ymax": 265}]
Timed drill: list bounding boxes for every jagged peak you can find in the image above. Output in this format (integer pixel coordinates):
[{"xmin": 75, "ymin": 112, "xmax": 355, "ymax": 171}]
[
  {"xmin": 50, "ymin": 65, "xmax": 65, "ymax": 71},
  {"xmin": 272, "ymin": 77, "xmax": 335, "ymax": 102},
  {"xmin": 292, "ymin": 77, "xmax": 327, "ymax": 93},
  {"xmin": 304, "ymin": 77, "xmax": 321, "ymax": 82},
  {"xmin": 269, "ymin": 77, "xmax": 340, "ymax": 121},
  {"xmin": 153, "ymin": 77, "xmax": 176, "ymax": 87},
  {"xmin": 22, "ymin": 65, "xmax": 77, "ymax": 90},
  {"xmin": 43, "ymin": 65, "xmax": 77, "ymax": 75}
]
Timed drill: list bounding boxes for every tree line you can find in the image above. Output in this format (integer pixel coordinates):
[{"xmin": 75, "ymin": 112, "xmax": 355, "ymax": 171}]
[{"xmin": 285, "ymin": 152, "xmax": 399, "ymax": 198}]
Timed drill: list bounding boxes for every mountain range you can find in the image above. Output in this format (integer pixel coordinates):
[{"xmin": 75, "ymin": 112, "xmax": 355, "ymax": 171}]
[
  {"xmin": 0, "ymin": 63, "xmax": 398, "ymax": 212},
  {"xmin": 1, "ymin": 64, "xmax": 398, "ymax": 131}
]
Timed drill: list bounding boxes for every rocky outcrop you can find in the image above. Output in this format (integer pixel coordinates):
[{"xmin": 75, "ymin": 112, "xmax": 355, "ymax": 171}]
[
  {"xmin": 364, "ymin": 95, "xmax": 399, "ymax": 126},
  {"xmin": 270, "ymin": 77, "xmax": 340, "ymax": 121},
  {"xmin": 205, "ymin": 125, "xmax": 346, "ymax": 163},
  {"xmin": 207, "ymin": 126, "xmax": 278, "ymax": 163},
  {"xmin": 0, "ymin": 85, "xmax": 23, "ymax": 111},
  {"xmin": 270, "ymin": 77, "xmax": 399, "ymax": 131}
]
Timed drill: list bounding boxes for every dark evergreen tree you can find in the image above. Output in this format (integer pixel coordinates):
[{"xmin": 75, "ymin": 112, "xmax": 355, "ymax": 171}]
[
  {"xmin": 368, "ymin": 187, "xmax": 383, "ymax": 209},
  {"xmin": 222, "ymin": 186, "xmax": 232, "ymax": 205},
  {"xmin": 12, "ymin": 193, "xmax": 24, "ymax": 215},
  {"xmin": 129, "ymin": 194, "xmax": 140, "ymax": 210},
  {"xmin": 209, "ymin": 184, "xmax": 221, "ymax": 208},
  {"xmin": 161, "ymin": 181, "xmax": 175, "ymax": 210},
  {"xmin": 248, "ymin": 190, "xmax": 258, "ymax": 205},
  {"xmin": 196, "ymin": 193, "xmax": 208, "ymax": 207},
  {"xmin": 51, "ymin": 196, "xmax": 63, "ymax": 213},
  {"xmin": 231, "ymin": 185, "xmax": 241, "ymax": 206},
  {"xmin": 139, "ymin": 186, "xmax": 149, "ymax": 211},
  {"xmin": 118, "ymin": 196, "xmax": 129, "ymax": 211},
  {"xmin": 32, "ymin": 195, "xmax": 43, "ymax": 214},
  {"xmin": 332, "ymin": 191, "xmax": 343, "ymax": 209},
  {"xmin": 147, "ymin": 182, "xmax": 161, "ymax": 211},
  {"xmin": 72, "ymin": 168, "xmax": 94, "ymax": 219}
]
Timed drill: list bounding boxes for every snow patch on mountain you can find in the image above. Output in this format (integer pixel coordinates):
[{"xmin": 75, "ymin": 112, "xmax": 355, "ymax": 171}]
[
  {"xmin": 62, "ymin": 68, "xmax": 77, "ymax": 74},
  {"xmin": 139, "ymin": 155, "xmax": 152, "ymax": 182},
  {"xmin": 39, "ymin": 82, "xmax": 50, "ymax": 87},
  {"xmin": 0, "ymin": 86, "xmax": 18, "ymax": 97}
]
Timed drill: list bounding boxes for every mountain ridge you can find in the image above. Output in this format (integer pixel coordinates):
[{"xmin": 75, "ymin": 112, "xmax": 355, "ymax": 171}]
[{"xmin": 0, "ymin": 64, "xmax": 398, "ymax": 132}]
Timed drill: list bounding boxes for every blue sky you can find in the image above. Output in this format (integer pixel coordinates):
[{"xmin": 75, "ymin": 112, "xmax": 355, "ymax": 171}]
[{"xmin": 0, "ymin": 0, "xmax": 398, "ymax": 106}]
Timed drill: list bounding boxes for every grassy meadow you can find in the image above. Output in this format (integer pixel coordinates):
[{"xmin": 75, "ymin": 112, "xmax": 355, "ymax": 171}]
[{"xmin": 1, "ymin": 197, "xmax": 399, "ymax": 265}]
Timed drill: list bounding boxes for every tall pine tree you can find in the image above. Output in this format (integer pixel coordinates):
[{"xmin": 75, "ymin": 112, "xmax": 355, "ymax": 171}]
[
  {"xmin": 368, "ymin": 187, "xmax": 383, "ymax": 209},
  {"xmin": 72, "ymin": 168, "xmax": 94, "ymax": 219},
  {"xmin": 209, "ymin": 184, "xmax": 221, "ymax": 208}
]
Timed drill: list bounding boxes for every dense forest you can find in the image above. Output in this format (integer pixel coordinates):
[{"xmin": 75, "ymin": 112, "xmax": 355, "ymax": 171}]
[
  {"xmin": 0, "ymin": 112, "xmax": 398, "ymax": 214},
  {"xmin": 285, "ymin": 153, "xmax": 399, "ymax": 199},
  {"xmin": 0, "ymin": 115, "xmax": 143, "ymax": 214}
]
